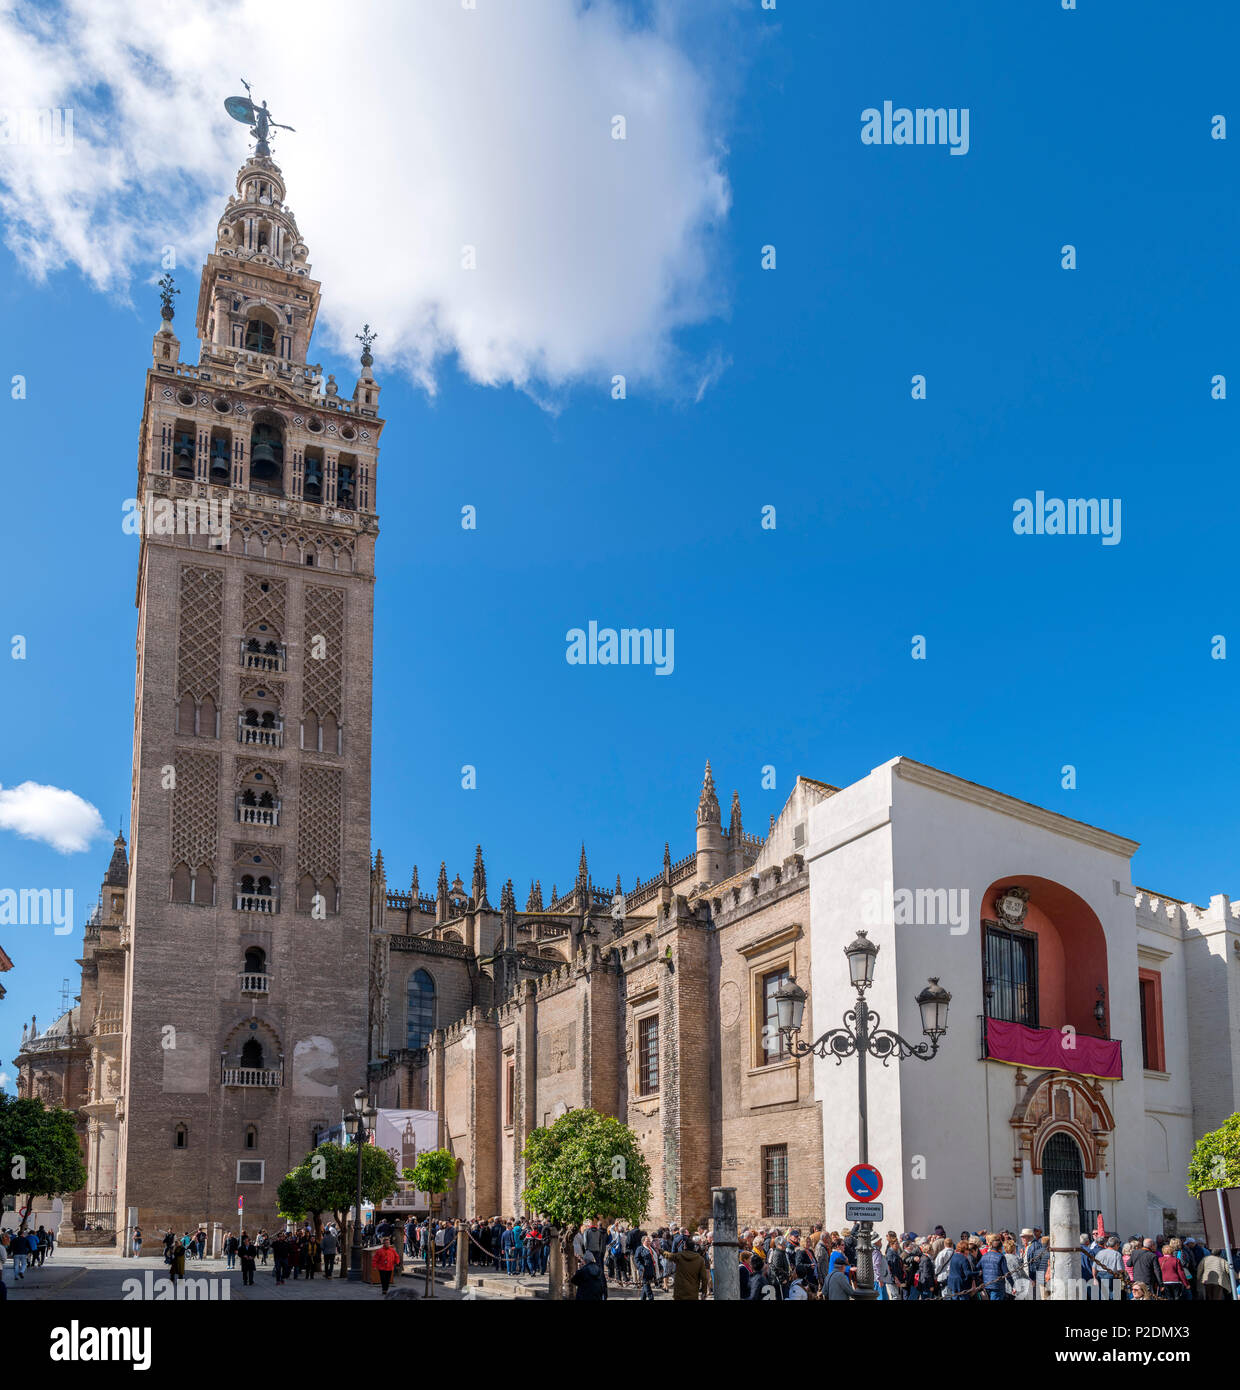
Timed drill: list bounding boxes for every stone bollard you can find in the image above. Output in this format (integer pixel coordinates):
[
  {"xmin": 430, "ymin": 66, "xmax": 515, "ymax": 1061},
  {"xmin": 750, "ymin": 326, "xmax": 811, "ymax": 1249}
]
[
  {"xmin": 1048, "ymin": 1191, "xmax": 1080, "ymax": 1301},
  {"xmin": 454, "ymin": 1220, "xmax": 468, "ymax": 1291},
  {"xmin": 547, "ymin": 1226, "xmax": 563, "ymax": 1300},
  {"xmin": 711, "ymin": 1188, "xmax": 739, "ymax": 1301}
]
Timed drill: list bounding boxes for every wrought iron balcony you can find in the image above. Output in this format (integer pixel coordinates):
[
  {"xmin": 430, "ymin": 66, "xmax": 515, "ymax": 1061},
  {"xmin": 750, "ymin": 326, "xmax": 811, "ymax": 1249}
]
[{"xmin": 239, "ymin": 972, "xmax": 270, "ymax": 996}]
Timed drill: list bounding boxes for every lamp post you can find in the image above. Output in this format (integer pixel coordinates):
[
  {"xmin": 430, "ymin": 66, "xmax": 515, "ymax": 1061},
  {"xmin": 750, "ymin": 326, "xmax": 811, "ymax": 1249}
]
[
  {"xmin": 776, "ymin": 930, "xmax": 951, "ymax": 1300},
  {"xmin": 343, "ymin": 1087, "xmax": 378, "ymax": 1282}
]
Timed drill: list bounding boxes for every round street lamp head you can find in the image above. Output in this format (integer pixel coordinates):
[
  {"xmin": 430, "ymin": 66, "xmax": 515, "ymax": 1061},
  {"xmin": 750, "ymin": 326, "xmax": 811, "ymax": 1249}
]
[
  {"xmin": 353, "ymin": 1088, "xmax": 367, "ymax": 1109},
  {"xmin": 845, "ymin": 929, "xmax": 879, "ymax": 990},
  {"xmin": 773, "ymin": 974, "xmax": 807, "ymax": 1034},
  {"xmin": 916, "ymin": 977, "xmax": 951, "ymax": 1038}
]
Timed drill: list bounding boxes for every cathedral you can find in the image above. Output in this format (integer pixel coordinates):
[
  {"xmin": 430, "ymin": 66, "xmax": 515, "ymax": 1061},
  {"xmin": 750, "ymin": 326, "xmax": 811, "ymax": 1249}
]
[{"xmin": 15, "ymin": 138, "xmax": 1240, "ymax": 1245}]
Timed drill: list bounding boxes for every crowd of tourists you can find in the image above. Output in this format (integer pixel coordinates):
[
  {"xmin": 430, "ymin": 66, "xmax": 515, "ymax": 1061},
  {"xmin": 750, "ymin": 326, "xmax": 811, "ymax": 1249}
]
[
  {"xmin": 551, "ymin": 1217, "xmax": 1240, "ymax": 1301},
  {"xmin": 0, "ymin": 1225, "xmax": 55, "ymax": 1297},
  {"xmin": 17, "ymin": 1211, "xmax": 1221, "ymax": 1304}
]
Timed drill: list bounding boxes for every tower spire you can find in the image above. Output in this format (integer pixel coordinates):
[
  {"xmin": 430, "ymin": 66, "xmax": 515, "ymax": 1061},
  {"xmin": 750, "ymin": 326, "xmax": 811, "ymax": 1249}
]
[
  {"xmin": 472, "ymin": 844, "xmax": 488, "ymax": 908},
  {"xmin": 697, "ymin": 759, "xmax": 721, "ymax": 826},
  {"xmin": 729, "ymin": 790, "xmax": 743, "ymax": 839}
]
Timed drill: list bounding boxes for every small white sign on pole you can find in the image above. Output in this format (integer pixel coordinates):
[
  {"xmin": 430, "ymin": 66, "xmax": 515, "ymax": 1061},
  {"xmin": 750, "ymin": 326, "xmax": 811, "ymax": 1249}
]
[{"xmin": 845, "ymin": 1201, "xmax": 884, "ymax": 1223}]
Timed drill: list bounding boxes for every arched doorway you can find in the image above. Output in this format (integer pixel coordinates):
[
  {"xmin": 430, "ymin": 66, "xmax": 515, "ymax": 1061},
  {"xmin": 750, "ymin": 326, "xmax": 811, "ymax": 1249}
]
[{"xmin": 1041, "ymin": 1131, "xmax": 1085, "ymax": 1233}]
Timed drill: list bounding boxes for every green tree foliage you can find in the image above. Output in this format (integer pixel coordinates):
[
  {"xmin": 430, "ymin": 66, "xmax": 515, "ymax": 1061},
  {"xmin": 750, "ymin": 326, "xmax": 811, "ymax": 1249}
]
[
  {"xmin": 403, "ymin": 1147, "xmax": 457, "ymax": 1198},
  {"xmin": 276, "ymin": 1141, "xmax": 398, "ymax": 1236},
  {"xmin": 0, "ymin": 1095, "xmax": 87, "ymax": 1226},
  {"xmin": 521, "ymin": 1108, "xmax": 650, "ymax": 1228},
  {"xmin": 1187, "ymin": 1112, "xmax": 1240, "ymax": 1196}
]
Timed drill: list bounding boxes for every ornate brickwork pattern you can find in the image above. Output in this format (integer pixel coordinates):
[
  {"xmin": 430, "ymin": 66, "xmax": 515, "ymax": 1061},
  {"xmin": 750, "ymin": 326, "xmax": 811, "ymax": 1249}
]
[
  {"xmin": 170, "ymin": 753, "xmax": 220, "ymax": 868},
  {"xmin": 303, "ymin": 585, "xmax": 345, "ymax": 716},
  {"xmin": 243, "ymin": 573, "xmax": 287, "ymax": 637},
  {"xmin": 177, "ymin": 566, "xmax": 223, "ymax": 701},
  {"xmin": 298, "ymin": 766, "xmax": 343, "ymax": 882}
]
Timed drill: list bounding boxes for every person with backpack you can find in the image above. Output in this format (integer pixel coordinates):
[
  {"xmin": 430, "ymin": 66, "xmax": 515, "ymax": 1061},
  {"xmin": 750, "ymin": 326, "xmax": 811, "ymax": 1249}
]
[
  {"xmin": 748, "ymin": 1252, "xmax": 784, "ymax": 1300},
  {"xmin": 978, "ymin": 1234, "xmax": 1012, "ymax": 1300},
  {"xmin": 664, "ymin": 1236, "xmax": 711, "ymax": 1301}
]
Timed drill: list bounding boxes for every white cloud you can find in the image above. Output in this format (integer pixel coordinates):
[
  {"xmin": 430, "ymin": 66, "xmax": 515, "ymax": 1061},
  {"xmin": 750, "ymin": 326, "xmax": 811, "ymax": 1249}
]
[
  {"xmin": 0, "ymin": 782, "xmax": 105, "ymax": 854},
  {"xmin": 0, "ymin": 0, "xmax": 732, "ymax": 399}
]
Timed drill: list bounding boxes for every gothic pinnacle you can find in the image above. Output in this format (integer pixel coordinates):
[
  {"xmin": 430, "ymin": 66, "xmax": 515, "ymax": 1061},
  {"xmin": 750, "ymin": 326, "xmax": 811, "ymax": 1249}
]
[
  {"xmin": 472, "ymin": 844, "xmax": 488, "ymax": 906},
  {"xmin": 729, "ymin": 790, "xmax": 743, "ymax": 838},
  {"xmin": 410, "ymin": 866, "xmax": 419, "ymax": 899},
  {"xmin": 697, "ymin": 758, "xmax": 721, "ymax": 825}
]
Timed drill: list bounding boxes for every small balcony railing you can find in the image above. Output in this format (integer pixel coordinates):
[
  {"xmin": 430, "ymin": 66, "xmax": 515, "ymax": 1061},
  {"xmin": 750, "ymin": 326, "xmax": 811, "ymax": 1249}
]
[
  {"xmin": 239, "ymin": 640, "xmax": 286, "ymax": 673},
  {"xmin": 237, "ymin": 717, "xmax": 284, "ymax": 747},
  {"xmin": 239, "ymin": 972, "xmax": 270, "ymax": 996},
  {"xmin": 221, "ymin": 1065, "xmax": 283, "ymax": 1088},
  {"xmin": 236, "ymin": 893, "xmax": 279, "ymax": 914},
  {"xmin": 236, "ymin": 798, "xmax": 281, "ymax": 826},
  {"xmin": 93, "ymin": 1010, "xmax": 124, "ymax": 1036}
]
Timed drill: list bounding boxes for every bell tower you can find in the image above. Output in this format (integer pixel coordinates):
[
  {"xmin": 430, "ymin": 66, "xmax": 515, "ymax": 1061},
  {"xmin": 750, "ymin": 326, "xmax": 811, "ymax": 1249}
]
[{"xmin": 116, "ymin": 125, "xmax": 382, "ymax": 1230}]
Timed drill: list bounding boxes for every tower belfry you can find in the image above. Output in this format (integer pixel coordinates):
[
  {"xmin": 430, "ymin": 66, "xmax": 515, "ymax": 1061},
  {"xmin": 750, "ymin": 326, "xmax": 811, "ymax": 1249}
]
[{"xmin": 114, "ymin": 106, "xmax": 383, "ymax": 1230}]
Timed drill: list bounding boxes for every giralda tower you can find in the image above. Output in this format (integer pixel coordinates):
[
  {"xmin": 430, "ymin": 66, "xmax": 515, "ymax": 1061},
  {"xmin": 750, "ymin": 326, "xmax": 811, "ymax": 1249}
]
[{"xmin": 116, "ymin": 106, "xmax": 381, "ymax": 1229}]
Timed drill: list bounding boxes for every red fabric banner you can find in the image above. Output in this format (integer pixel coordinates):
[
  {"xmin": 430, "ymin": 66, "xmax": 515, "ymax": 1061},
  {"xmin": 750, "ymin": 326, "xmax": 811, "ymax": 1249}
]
[{"xmin": 985, "ymin": 1016, "xmax": 1123, "ymax": 1080}]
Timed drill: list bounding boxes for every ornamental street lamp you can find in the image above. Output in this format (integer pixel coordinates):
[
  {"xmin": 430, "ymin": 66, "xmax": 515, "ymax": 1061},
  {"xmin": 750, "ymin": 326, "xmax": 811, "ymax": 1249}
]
[
  {"xmin": 344, "ymin": 1087, "xmax": 378, "ymax": 1282},
  {"xmin": 776, "ymin": 930, "xmax": 951, "ymax": 1301}
]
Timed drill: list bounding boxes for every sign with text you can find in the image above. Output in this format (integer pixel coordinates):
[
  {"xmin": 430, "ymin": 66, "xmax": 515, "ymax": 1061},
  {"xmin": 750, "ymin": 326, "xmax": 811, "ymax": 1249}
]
[{"xmin": 845, "ymin": 1201, "xmax": 884, "ymax": 1223}]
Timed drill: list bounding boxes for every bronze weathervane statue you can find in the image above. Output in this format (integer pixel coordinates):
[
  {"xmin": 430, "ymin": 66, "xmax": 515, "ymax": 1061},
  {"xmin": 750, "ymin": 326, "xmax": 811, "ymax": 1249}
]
[{"xmin": 224, "ymin": 79, "xmax": 294, "ymax": 157}]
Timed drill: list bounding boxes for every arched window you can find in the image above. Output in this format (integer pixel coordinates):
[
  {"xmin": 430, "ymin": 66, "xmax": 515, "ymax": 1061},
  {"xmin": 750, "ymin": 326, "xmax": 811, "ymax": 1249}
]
[
  {"xmin": 172, "ymin": 421, "xmax": 196, "ymax": 478},
  {"xmin": 240, "ymin": 1038, "xmax": 264, "ymax": 1070},
  {"xmin": 173, "ymin": 1123, "xmax": 188, "ymax": 1149},
  {"xmin": 297, "ymin": 873, "xmax": 316, "ymax": 912},
  {"xmin": 406, "ymin": 969, "xmax": 435, "ymax": 1050},
  {"xmin": 244, "ymin": 316, "xmax": 276, "ymax": 354},
  {"xmin": 244, "ymin": 947, "xmax": 266, "ymax": 975},
  {"xmin": 303, "ymin": 448, "xmax": 324, "ymax": 502},
  {"xmin": 249, "ymin": 418, "xmax": 284, "ymax": 493},
  {"xmin": 171, "ymin": 863, "xmax": 192, "ymax": 904},
  {"xmin": 209, "ymin": 431, "xmax": 231, "ymax": 483},
  {"xmin": 195, "ymin": 866, "xmax": 215, "ymax": 906},
  {"xmin": 244, "ymin": 1125, "xmax": 258, "ymax": 1151}
]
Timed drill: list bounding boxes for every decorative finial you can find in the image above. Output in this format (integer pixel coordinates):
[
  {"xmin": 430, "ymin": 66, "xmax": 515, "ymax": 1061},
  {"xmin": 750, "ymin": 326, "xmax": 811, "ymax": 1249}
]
[
  {"xmin": 356, "ymin": 323, "xmax": 377, "ymax": 368},
  {"xmin": 158, "ymin": 273, "xmax": 179, "ymax": 322}
]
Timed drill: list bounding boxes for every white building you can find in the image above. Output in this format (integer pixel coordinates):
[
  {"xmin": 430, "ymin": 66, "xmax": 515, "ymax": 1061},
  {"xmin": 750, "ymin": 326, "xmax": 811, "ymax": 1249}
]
[{"xmin": 807, "ymin": 757, "xmax": 1239, "ymax": 1238}]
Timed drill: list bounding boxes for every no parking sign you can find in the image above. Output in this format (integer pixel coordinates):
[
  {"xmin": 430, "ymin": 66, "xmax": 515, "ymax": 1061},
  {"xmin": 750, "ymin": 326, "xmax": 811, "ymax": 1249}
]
[{"xmin": 844, "ymin": 1163, "xmax": 883, "ymax": 1202}]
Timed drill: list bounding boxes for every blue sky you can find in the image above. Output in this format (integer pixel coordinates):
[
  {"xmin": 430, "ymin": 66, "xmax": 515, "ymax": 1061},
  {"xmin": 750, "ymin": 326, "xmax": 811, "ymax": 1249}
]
[{"xmin": 1, "ymin": 0, "xmax": 1238, "ymax": 1078}]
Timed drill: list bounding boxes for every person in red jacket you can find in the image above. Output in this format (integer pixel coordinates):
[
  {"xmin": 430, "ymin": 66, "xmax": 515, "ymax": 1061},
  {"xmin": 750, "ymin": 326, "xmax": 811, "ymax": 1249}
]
[{"xmin": 372, "ymin": 1237, "xmax": 400, "ymax": 1294}]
